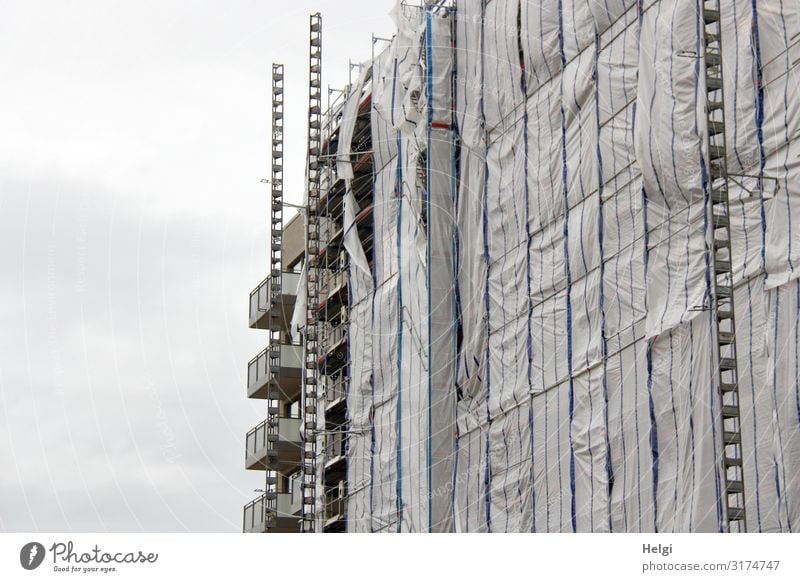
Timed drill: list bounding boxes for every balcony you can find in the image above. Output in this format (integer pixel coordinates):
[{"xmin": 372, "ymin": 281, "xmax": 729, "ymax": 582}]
[
  {"xmin": 324, "ymin": 370, "xmax": 347, "ymax": 414},
  {"xmin": 323, "ymin": 481, "xmax": 346, "ymax": 532},
  {"xmin": 319, "ymin": 268, "xmax": 347, "ymax": 311},
  {"xmin": 248, "ymin": 271, "xmax": 301, "ymax": 331},
  {"xmin": 324, "ymin": 430, "xmax": 346, "ymax": 480},
  {"xmin": 245, "ymin": 416, "xmax": 302, "ymax": 471},
  {"xmin": 318, "ymin": 320, "xmax": 348, "ymax": 374},
  {"xmin": 242, "ymin": 490, "xmax": 300, "ymax": 533},
  {"xmin": 289, "ymin": 471, "xmax": 303, "ymax": 516},
  {"xmin": 246, "ymin": 342, "xmax": 302, "ymax": 400}
]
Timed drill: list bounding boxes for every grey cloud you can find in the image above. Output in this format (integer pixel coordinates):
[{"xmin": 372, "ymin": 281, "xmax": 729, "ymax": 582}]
[{"xmin": 0, "ymin": 0, "xmax": 396, "ymax": 533}]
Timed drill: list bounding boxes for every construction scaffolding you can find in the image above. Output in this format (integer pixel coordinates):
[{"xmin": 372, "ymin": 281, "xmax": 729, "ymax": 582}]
[
  {"xmin": 264, "ymin": 62, "xmax": 285, "ymax": 530},
  {"xmin": 301, "ymin": 11, "xmax": 324, "ymax": 533},
  {"xmin": 246, "ymin": 0, "xmax": 800, "ymax": 533}
]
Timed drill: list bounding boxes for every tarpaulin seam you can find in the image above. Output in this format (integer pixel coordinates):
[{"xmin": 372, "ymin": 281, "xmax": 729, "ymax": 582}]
[
  {"xmin": 450, "ymin": 13, "xmax": 459, "ymax": 528},
  {"xmin": 646, "ymin": 339, "xmax": 659, "ymax": 532},
  {"xmin": 667, "ymin": 3, "xmax": 691, "ymax": 209},
  {"xmin": 745, "ymin": 279, "xmax": 763, "ymax": 530},
  {"xmin": 605, "ymin": 30, "xmax": 625, "ymax": 339},
  {"xmin": 795, "ymin": 283, "xmax": 800, "ymax": 428},
  {"xmin": 667, "ymin": 332, "xmax": 680, "ymax": 529},
  {"xmin": 688, "ymin": 321, "xmax": 697, "ymax": 529},
  {"xmin": 771, "ymin": 288, "xmax": 790, "ymax": 530},
  {"xmin": 595, "ymin": 30, "xmax": 614, "ymax": 533},
  {"xmin": 426, "ymin": 8, "xmax": 434, "ymax": 533},
  {"xmin": 519, "ymin": 0, "xmax": 536, "ymax": 534},
  {"xmin": 778, "ymin": 0, "xmax": 795, "ymax": 278},
  {"xmin": 486, "ymin": 0, "xmax": 514, "ymax": 533},
  {"xmin": 544, "ymin": 391, "xmax": 551, "ymax": 528},
  {"xmin": 557, "ymin": 0, "xmax": 577, "ymax": 534},
  {"xmin": 504, "ymin": 8, "xmax": 524, "ymax": 535},
  {"xmin": 368, "ymin": 60, "xmax": 380, "ymax": 533},
  {"xmin": 480, "ymin": 0, "xmax": 493, "ymax": 533},
  {"xmin": 644, "ymin": 0, "xmax": 670, "ymax": 213},
  {"xmin": 570, "ymin": 52, "xmax": 597, "ymax": 529},
  {"xmin": 395, "ymin": 131, "xmax": 404, "ymax": 532},
  {"xmin": 499, "ymin": 0, "xmax": 523, "ymax": 533},
  {"xmin": 730, "ymin": 0, "xmax": 745, "ymax": 171},
  {"xmin": 751, "ymin": 0, "xmax": 767, "ymax": 271},
  {"xmin": 632, "ymin": 340, "xmax": 644, "ymax": 530},
  {"xmin": 679, "ymin": 3, "xmax": 698, "ymax": 326}
]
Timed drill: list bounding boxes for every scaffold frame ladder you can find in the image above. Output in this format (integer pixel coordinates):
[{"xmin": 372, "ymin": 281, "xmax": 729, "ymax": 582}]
[
  {"xmin": 302, "ymin": 12, "xmax": 323, "ymax": 533},
  {"xmin": 702, "ymin": 0, "xmax": 746, "ymax": 532},
  {"xmin": 265, "ymin": 62, "xmax": 285, "ymax": 530}
]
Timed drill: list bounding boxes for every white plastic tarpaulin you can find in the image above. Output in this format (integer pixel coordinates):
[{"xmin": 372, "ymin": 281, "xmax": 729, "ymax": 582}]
[{"xmin": 325, "ymin": 0, "xmax": 800, "ymax": 532}]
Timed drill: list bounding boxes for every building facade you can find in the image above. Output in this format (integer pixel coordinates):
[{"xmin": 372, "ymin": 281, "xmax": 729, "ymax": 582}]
[{"xmin": 245, "ymin": 1, "xmax": 800, "ymax": 533}]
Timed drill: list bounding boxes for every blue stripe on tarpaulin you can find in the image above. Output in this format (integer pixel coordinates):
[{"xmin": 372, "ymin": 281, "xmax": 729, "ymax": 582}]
[
  {"xmin": 519, "ymin": 0, "xmax": 536, "ymax": 534},
  {"xmin": 569, "ymin": 45, "xmax": 595, "ymax": 528},
  {"xmin": 795, "ymin": 283, "xmax": 800, "ymax": 428},
  {"xmin": 778, "ymin": 1, "xmax": 794, "ymax": 277},
  {"xmin": 479, "ymin": 0, "xmax": 492, "ymax": 533},
  {"xmin": 645, "ymin": 1, "xmax": 669, "ymax": 213},
  {"xmin": 771, "ymin": 289, "xmax": 789, "ymax": 530},
  {"xmin": 450, "ymin": 14, "xmax": 459, "ymax": 527},
  {"xmin": 345, "ymin": 259, "xmax": 352, "ymax": 531},
  {"xmin": 465, "ymin": 430, "xmax": 471, "ymax": 529},
  {"xmin": 632, "ymin": 69, "xmax": 646, "ymax": 528},
  {"xmin": 646, "ymin": 340, "xmax": 659, "ymax": 532},
  {"xmin": 545, "ymin": 392, "xmax": 551, "ymax": 529},
  {"xmin": 774, "ymin": 460, "xmax": 782, "ymax": 527},
  {"xmin": 368, "ymin": 63, "xmax": 380, "ymax": 533},
  {"xmin": 488, "ymin": 1, "xmax": 514, "ymax": 533},
  {"xmin": 632, "ymin": 342, "xmax": 643, "ymax": 529},
  {"xmin": 745, "ymin": 279, "xmax": 763, "ymax": 530},
  {"xmin": 731, "ymin": 0, "xmax": 744, "ymax": 170},
  {"xmin": 669, "ymin": 4, "xmax": 689, "ymax": 209},
  {"xmin": 688, "ymin": 322, "xmax": 697, "ymax": 529},
  {"xmin": 769, "ymin": 288, "xmax": 783, "ymax": 528},
  {"xmin": 733, "ymin": 2, "xmax": 765, "ymax": 526},
  {"xmin": 752, "ymin": 0, "xmax": 767, "ymax": 270},
  {"xmin": 680, "ymin": 4, "xmax": 696, "ymax": 323},
  {"xmin": 425, "ymin": 7, "xmax": 433, "ymax": 534},
  {"xmin": 556, "ymin": 0, "xmax": 576, "ymax": 534},
  {"xmin": 667, "ymin": 333, "xmax": 679, "ymax": 526},
  {"xmin": 606, "ymin": 16, "xmax": 631, "ymax": 532},
  {"xmin": 792, "ymin": 283, "xmax": 800, "ymax": 528},
  {"xmin": 594, "ymin": 30, "xmax": 614, "ymax": 533},
  {"xmin": 395, "ymin": 131, "xmax": 404, "ymax": 532}
]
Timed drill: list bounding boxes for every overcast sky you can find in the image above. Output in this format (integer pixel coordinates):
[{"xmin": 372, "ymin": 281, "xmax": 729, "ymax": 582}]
[{"xmin": 0, "ymin": 0, "xmax": 397, "ymax": 532}]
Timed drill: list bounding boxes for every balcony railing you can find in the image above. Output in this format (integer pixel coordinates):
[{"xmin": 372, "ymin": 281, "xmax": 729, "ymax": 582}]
[
  {"xmin": 325, "ymin": 430, "xmax": 345, "ymax": 461},
  {"xmin": 290, "ymin": 472, "xmax": 303, "ymax": 516},
  {"xmin": 245, "ymin": 416, "xmax": 302, "ymax": 471},
  {"xmin": 318, "ymin": 320, "xmax": 348, "ymax": 375},
  {"xmin": 322, "ymin": 321, "xmax": 347, "ymax": 353},
  {"xmin": 248, "ymin": 271, "xmax": 301, "ymax": 330},
  {"xmin": 324, "ymin": 371, "xmax": 347, "ymax": 408},
  {"xmin": 324, "ymin": 481, "xmax": 346, "ymax": 527},
  {"xmin": 242, "ymin": 490, "xmax": 299, "ymax": 534},
  {"xmin": 246, "ymin": 341, "xmax": 302, "ymax": 400},
  {"xmin": 320, "ymin": 268, "xmax": 347, "ymax": 307},
  {"xmin": 243, "ymin": 492, "xmax": 274, "ymax": 533}
]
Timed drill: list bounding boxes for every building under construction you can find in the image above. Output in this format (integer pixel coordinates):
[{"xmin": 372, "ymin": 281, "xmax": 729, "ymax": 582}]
[{"xmin": 243, "ymin": 0, "xmax": 800, "ymax": 533}]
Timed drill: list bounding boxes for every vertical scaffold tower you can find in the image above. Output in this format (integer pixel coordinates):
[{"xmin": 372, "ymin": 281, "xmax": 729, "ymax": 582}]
[
  {"xmin": 265, "ymin": 62, "xmax": 285, "ymax": 529},
  {"xmin": 302, "ymin": 12, "xmax": 323, "ymax": 533},
  {"xmin": 702, "ymin": 1, "xmax": 746, "ymax": 532}
]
